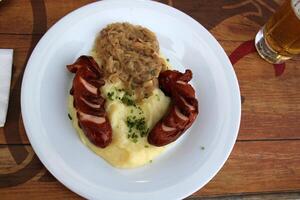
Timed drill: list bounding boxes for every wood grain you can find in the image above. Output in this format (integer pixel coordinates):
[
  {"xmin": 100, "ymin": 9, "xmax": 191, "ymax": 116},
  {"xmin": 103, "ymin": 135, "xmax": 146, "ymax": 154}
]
[
  {"xmin": 0, "ymin": 0, "xmax": 299, "ymax": 199},
  {"xmin": 219, "ymin": 41, "xmax": 300, "ymax": 140},
  {"xmin": 0, "ymin": 0, "xmax": 95, "ymax": 35},
  {"xmin": 0, "ymin": 34, "xmax": 34, "ymax": 145},
  {"xmin": 197, "ymin": 140, "xmax": 300, "ymax": 196},
  {"xmin": 0, "ymin": 38, "xmax": 299, "ymax": 144},
  {"xmin": 1, "ymin": 141, "xmax": 299, "ymax": 198},
  {"xmin": 186, "ymin": 193, "xmax": 300, "ymax": 200},
  {"xmin": 0, "ymin": 0, "xmax": 282, "ymax": 36},
  {"xmin": 0, "ymin": 0, "xmax": 169, "ymax": 35}
]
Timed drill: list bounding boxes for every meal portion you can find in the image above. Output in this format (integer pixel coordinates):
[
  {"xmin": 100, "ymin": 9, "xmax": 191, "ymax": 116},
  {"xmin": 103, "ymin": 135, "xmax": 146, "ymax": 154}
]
[
  {"xmin": 148, "ymin": 69, "xmax": 198, "ymax": 146},
  {"xmin": 67, "ymin": 23, "xmax": 199, "ymax": 168},
  {"xmin": 67, "ymin": 56, "xmax": 112, "ymax": 148},
  {"xmin": 92, "ymin": 23, "xmax": 167, "ymax": 100}
]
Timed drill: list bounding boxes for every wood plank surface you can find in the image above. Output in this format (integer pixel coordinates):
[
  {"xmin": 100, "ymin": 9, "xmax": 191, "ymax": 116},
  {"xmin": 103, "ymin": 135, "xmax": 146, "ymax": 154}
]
[
  {"xmin": 219, "ymin": 42, "xmax": 300, "ymax": 141},
  {"xmin": 1, "ymin": 5, "xmax": 300, "ymax": 144},
  {"xmin": 0, "ymin": 0, "xmax": 168, "ymax": 34},
  {"xmin": 0, "ymin": 34, "xmax": 34, "ymax": 145},
  {"xmin": 1, "ymin": 141, "xmax": 300, "ymax": 198},
  {"xmin": 187, "ymin": 193, "xmax": 300, "ymax": 200},
  {"xmin": 0, "ymin": 0, "xmax": 282, "ymax": 39},
  {"xmin": 0, "ymin": 0, "xmax": 300, "ymax": 199},
  {"xmin": 0, "ymin": 0, "xmax": 95, "ymax": 34},
  {"xmin": 0, "ymin": 39, "xmax": 299, "ymax": 144}
]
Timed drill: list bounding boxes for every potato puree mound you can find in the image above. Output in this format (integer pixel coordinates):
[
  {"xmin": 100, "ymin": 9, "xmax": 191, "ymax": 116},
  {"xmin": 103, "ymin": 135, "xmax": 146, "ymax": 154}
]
[{"xmin": 68, "ymin": 81, "xmax": 171, "ymax": 168}]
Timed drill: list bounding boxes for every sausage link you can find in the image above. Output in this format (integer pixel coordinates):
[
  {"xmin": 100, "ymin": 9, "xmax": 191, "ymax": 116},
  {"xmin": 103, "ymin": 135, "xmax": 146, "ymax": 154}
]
[
  {"xmin": 148, "ymin": 70, "xmax": 199, "ymax": 146},
  {"xmin": 67, "ymin": 56, "xmax": 112, "ymax": 148}
]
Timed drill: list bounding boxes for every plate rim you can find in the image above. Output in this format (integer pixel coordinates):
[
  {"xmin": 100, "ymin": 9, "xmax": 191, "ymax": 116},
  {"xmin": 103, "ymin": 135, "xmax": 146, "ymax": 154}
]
[{"xmin": 21, "ymin": 0, "xmax": 241, "ymax": 199}]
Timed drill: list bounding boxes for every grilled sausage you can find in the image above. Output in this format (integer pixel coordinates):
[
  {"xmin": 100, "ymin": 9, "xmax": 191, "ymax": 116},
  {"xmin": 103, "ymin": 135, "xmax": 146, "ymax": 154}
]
[
  {"xmin": 67, "ymin": 56, "xmax": 112, "ymax": 148},
  {"xmin": 148, "ymin": 70, "xmax": 198, "ymax": 146}
]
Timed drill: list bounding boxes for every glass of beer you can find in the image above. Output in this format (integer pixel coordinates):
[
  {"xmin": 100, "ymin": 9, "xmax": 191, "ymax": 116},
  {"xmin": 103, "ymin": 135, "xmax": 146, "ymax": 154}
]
[{"xmin": 255, "ymin": 0, "xmax": 300, "ymax": 64}]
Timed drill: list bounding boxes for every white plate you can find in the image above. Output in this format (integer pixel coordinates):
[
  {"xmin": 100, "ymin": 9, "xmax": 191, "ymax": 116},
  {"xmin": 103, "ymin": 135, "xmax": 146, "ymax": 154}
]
[{"xmin": 21, "ymin": 0, "xmax": 241, "ymax": 199}]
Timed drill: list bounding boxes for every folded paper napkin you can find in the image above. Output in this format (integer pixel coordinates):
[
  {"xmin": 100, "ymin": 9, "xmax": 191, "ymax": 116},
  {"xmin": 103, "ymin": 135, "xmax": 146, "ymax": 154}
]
[{"xmin": 0, "ymin": 49, "xmax": 13, "ymax": 127}]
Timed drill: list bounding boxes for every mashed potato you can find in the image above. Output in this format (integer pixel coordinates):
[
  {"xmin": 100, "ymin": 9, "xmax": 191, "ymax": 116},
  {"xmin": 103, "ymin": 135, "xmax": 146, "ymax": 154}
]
[{"xmin": 68, "ymin": 81, "xmax": 171, "ymax": 168}]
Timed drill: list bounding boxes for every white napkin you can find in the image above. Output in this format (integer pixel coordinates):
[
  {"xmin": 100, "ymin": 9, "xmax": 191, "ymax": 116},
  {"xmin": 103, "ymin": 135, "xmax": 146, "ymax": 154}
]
[{"xmin": 0, "ymin": 49, "xmax": 13, "ymax": 127}]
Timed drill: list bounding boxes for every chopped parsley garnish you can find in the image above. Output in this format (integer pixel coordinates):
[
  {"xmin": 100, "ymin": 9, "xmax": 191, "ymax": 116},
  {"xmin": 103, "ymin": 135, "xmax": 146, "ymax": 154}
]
[
  {"xmin": 121, "ymin": 94, "xmax": 135, "ymax": 106},
  {"xmin": 166, "ymin": 58, "xmax": 170, "ymax": 62},
  {"xmin": 126, "ymin": 115, "xmax": 149, "ymax": 143},
  {"xmin": 144, "ymin": 145, "xmax": 149, "ymax": 148},
  {"xmin": 68, "ymin": 113, "xmax": 72, "ymax": 120},
  {"xmin": 127, "ymin": 130, "xmax": 139, "ymax": 143},
  {"xmin": 106, "ymin": 88, "xmax": 150, "ymax": 143},
  {"xmin": 115, "ymin": 87, "xmax": 124, "ymax": 92},
  {"xmin": 107, "ymin": 88, "xmax": 136, "ymax": 106},
  {"xmin": 107, "ymin": 91, "xmax": 115, "ymax": 100}
]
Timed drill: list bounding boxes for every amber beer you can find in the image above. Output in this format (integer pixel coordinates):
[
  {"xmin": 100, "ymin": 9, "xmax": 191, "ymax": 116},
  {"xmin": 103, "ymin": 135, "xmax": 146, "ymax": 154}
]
[{"xmin": 255, "ymin": 0, "xmax": 300, "ymax": 63}]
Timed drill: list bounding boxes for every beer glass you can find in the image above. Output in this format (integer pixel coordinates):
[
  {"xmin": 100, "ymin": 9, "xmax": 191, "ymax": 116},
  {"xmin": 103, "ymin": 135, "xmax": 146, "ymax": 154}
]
[{"xmin": 255, "ymin": 0, "xmax": 300, "ymax": 64}]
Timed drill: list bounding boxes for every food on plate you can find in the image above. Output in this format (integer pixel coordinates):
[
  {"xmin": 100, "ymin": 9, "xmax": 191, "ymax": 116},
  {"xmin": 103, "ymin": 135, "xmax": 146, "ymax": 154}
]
[
  {"xmin": 68, "ymin": 81, "xmax": 170, "ymax": 168},
  {"xmin": 92, "ymin": 23, "xmax": 167, "ymax": 100},
  {"xmin": 67, "ymin": 56, "xmax": 112, "ymax": 148},
  {"xmin": 148, "ymin": 69, "xmax": 198, "ymax": 146},
  {"xmin": 67, "ymin": 22, "xmax": 198, "ymax": 168}
]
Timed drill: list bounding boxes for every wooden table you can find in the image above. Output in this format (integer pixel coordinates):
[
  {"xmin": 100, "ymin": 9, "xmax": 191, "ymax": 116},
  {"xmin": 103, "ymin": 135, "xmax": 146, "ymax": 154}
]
[{"xmin": 0, "ymin": 0, "xmax": 299, "ymax": 199}]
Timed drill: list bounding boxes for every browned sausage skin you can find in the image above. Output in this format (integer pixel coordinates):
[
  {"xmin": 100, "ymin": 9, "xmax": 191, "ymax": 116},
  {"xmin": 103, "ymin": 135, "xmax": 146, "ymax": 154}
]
[
  {"xmin": 67, "ymin": 56, "xmax": 197, "ymax": 148},
  {"xmin": 67, "ymin": 56, "xmax": 112, "ymax": 148},
  {"xmin": 148, "ymin": 69, "xmax": 199, "ymax": 146}
]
